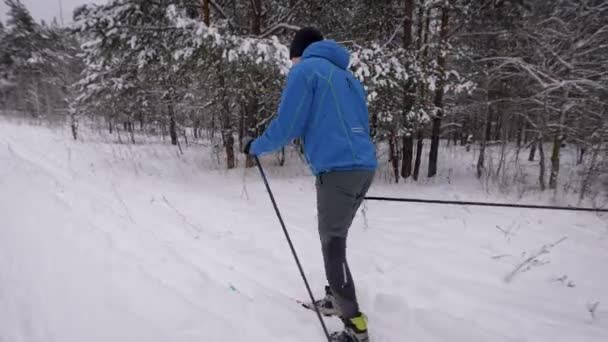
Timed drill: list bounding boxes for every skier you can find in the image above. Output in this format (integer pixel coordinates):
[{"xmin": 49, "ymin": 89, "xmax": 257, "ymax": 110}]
[{"xmin": 243, "ymin": 27, "xmax": 377, "ymax": 342}]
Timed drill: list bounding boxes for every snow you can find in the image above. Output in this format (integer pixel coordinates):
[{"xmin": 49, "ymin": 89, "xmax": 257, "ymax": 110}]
[
  {"xmin": 163, "ymin": 6, "xmax": 291, "ymax": 75},
  {"xmin": 1, "ymin": 118, "xmax": 607, "ymax": 342}
]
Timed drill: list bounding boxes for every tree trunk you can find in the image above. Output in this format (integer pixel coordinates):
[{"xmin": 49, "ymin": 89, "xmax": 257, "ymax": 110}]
[
  {"xmin": 477, "ymin": 140, "xmax": 486, "ymax": 179},
  {"xmin": 70, "ymin": 110, "xmax": 78, "ymax": 141},
  {"xmin": 127, "ymin": 120, "xmax": 135, "ymax": 143},
  {"xmin": 427, "ymin": 4, "xmax": 450, "ymax": 178},
  {"xmin": 413, "ymin": 130, "xmax": 424, "ymax": 181},
  {"xmin": 403, "ymin": 0, "xmax": 414, "ymax": 47},
  {"xmin": 413, "ymin": 1, "xmax": 429, "ymax": 182},
  {"xmin": 401, "ymin": 134, "xmax": 413, "ymax": 179},
  {"xmin": 370, "ymin": 112, "xmax": 378, "ymax": 139},
  {"xmin": 493, "ymin": 112, "xmax": 502, "ymax": 141},
  {"xmin": 523, "ymin": 121, "xmax": 530, "ymax": 144},
  {"xmin": 538, "ymin": 139, "xmax": 546, "ymax": 191},
  {"xmin": 279, "ymin": 147, "xmax": 286, "ymax": 166},
  {"xmin": 32, "ymin": 83, "xmax": 41, "ymax": 118},
  {"xmin": 138, "ymin": 112, "xmax": 144, "ymax": 131},
  {"xmin": 218, "ymin": 65, "xmax": 235, "ymax": 169},
  {"xmin": 495, "ymin": 115, "xmax": 507, "ymax": 178},
  {"xmin": 528, "ymin": 142, "xmax": 536, "ymax": 161},
  {"xmin": 201, "ymin": 0, "xmax": 210, "ymax": 25},
  {"xmin": 460, "ymin": 119, "xmax": 467, "ymax": 146},
  {"xmin": 251, "ymin": 0, "xmax": 263, "ymax": 35},
  {"xmin": 477, "ymin": 104, "xmax": 492, "ymax": 178},
  {"xmin": 516, "ymin": 116, "xmax": 523, "ymax": 148},
  {"xmin": 224, "ymin": 131, "xmax": 236, "ymax": 169},
  {"xmin": 485, "ymin": 110, "xmax": 493, "ymax": 143},
  {"xmin": 416, "ymin": 0, "xmax": 426, "ymax": 51},
  {"xmin": 169, "ymin": 104, "xmax": 178, "ymax": 146},
  {"xmin": 211, "ymin": 112, "xmax": 216, "ymax": 140},
  {"xmin": 244, "ymin": 98, "xmax": 257, "ymax": 168},
  {"xmin": 400, "ymin": 0, "xmax": 415, "ymax": 179},
  {"xmin": 238, "ymin": 106, "xmax": 245, "ymax": 149},
  {"xmin": 44, "ymin": 84, "xmax": 51, "ymax": 117},
  {"xmin": 116, "ymin": 126, "xmax": 123, "ymax": 144},
  {"xmin": 577, "ymin": 147, "xmax": 585, "ymax": 165},
  {"xmin": 477, "ymin": 102, "xmax": 491, "ymax": 178},
  {"xmin": 579, "ymin": 143, "xmax": 600, "ymax": 200},
  {"xmin": 549, "ymin": 134, "xmax": 561, "ymax": 189},
  {"xmin": 549, "ymin": 94, "xmax": 568, "ymax": 189},
  {"xmin": 389, "ymin": 131, "xmax": 400, "ymax": 183},
  {"xmin": 194, "ymin": 119, "xmax": 200, "ymax": 139}
]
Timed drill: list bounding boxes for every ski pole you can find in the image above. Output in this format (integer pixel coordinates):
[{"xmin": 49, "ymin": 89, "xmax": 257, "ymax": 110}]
[{"xmin": 254, "ymin": 156, "xmax": 332, "ymax": 342}]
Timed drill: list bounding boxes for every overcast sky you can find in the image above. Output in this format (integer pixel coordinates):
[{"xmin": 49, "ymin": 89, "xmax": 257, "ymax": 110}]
[{"xmin": 0, "ymin": 0, "xmax": 104, "ymax": 25}]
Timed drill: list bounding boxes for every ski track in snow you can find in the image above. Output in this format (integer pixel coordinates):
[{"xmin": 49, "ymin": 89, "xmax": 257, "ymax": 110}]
[{"xmin": 1, "ymin": 119, "xmax": 607, "ymax": 342}]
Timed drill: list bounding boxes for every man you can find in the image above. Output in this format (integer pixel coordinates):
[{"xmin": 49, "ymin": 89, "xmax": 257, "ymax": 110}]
[{"xmin": 243, "ymin": 27, "xmax": 377, "ymax": 342}]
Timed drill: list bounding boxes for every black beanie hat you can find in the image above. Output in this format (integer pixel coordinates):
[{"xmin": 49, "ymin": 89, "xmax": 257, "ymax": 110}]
[{"xmin": 289, "ymin": 27, "xmax": 324, "ymax": 59}]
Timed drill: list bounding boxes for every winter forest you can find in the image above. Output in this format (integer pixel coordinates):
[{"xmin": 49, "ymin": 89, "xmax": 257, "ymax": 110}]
[
  {"xmin": 1, "ymin": 0, "xmax": 606, "ymax": 198},
  {"xmin": 2, "ymin": 1, "xmax": 608, "ymax": 342}
]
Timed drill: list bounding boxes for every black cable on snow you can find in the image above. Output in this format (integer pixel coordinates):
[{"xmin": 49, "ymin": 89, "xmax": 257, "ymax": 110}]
[{"xmin": 364, "ymin": 196, "xmax": 608, "ymax": 212}]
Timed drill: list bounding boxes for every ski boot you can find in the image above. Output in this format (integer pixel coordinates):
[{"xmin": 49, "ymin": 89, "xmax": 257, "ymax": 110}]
[
  {"xmin": 303, "ymin": 286, "xmax": 341, "ymax": 317},
  {"xmin": 330, "ymin": 312, "xmax": 369, "ymax": 342}
]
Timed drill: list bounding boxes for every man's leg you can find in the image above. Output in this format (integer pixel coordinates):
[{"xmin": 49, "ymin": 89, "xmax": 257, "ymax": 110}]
[
  {"xmin": 316, "ymin": 170, "xmax": 375, "ymax": 319},
  {"xmin": 321, "ymin": 236, "xmax": 358, "ymax": 318}
]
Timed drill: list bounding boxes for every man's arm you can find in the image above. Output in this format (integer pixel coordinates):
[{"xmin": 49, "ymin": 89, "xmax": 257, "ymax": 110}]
[{"xmin": 249, "ymin": 67, "xmax": 313, "ymax": 156}]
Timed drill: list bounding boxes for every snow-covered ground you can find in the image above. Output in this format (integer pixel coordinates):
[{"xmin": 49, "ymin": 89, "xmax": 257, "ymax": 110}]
[{"xmin": 1, "ymin": 118, "xmax": 607, "ymax": 342}]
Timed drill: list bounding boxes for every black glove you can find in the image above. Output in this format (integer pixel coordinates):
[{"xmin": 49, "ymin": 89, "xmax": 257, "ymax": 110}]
[{"xmin": 241, "ymin": 136, "xmax": 254, "ymax": 155}]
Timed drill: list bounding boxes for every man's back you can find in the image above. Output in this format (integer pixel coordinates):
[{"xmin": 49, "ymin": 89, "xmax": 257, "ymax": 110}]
[
  {"xmin": 250, "ymin": 39, "xmax": 377, "ymax": 175},
  {"xmin": 298, "ymin": 40, "xmax": 377, "ymax": 174}
]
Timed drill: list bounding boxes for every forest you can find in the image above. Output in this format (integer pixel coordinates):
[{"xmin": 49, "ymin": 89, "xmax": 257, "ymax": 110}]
[{"xmin": 1, "ymin": 0, "xmax": 606, "ymax": 197}]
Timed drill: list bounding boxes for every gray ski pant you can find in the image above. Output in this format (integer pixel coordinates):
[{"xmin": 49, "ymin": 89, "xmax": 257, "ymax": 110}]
[{"xmin": 316, "ymin": 170, "xmax": 375, "ymax": 319}]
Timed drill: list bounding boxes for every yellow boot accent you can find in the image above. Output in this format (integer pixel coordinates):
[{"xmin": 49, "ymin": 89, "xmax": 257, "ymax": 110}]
[{"xmin": 349, "ymin": 313, "xmax": 368, "ymax": 332}]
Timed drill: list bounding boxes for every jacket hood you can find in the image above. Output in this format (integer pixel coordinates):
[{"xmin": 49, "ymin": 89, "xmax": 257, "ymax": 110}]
[{"xmin": 302, "ymin": 40, "xmax": 350, "ymax": 70}]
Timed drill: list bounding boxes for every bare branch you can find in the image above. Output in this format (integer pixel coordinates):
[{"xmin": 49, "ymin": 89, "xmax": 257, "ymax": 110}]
[
  {"xmin": 260, "ymin": 23, "xmax": 300, "ymax": 38},
  {"xmin": 266, "ymin": 0, "xmax": 305, "ymax": 29}
]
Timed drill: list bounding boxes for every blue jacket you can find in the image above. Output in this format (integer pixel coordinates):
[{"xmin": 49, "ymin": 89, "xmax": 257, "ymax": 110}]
[{"xmin": 250, "ymin": 40, "xmax": 378, "ymax": 175}]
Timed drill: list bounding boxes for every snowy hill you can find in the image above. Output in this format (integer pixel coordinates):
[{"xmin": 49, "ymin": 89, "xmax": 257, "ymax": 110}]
[{"xmin": 1, "ymin": 119, "xmax": 607, "ymax": 342}]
